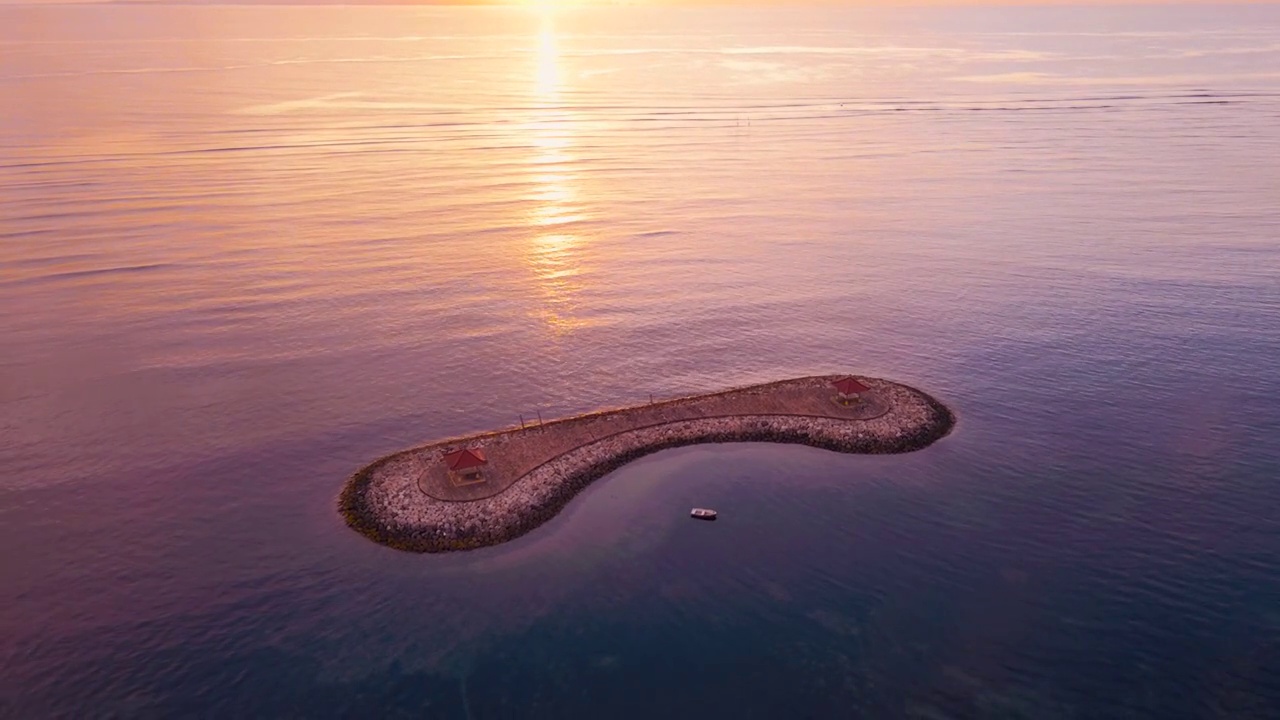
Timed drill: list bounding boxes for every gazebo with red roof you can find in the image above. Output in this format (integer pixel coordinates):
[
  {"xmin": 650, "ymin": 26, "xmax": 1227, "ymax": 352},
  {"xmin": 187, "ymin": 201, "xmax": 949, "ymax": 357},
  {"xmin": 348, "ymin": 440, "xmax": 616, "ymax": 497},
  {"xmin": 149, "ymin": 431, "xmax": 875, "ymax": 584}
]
[
  {"xmin": 833, "ymin": 376, "xmax": 870, "ymax": 404},
  {"xmin": 443, "ymin": 447, "xmax": 488, "ymax": 481}
]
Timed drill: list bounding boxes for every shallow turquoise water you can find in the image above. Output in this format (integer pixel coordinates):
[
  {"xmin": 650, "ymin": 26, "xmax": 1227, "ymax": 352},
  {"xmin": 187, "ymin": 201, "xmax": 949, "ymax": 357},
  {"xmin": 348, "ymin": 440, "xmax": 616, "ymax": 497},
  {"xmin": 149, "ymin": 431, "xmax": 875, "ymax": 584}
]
[{"xmin": 2, "ymin": 5, "xmax": 1279, "ymax": 718}]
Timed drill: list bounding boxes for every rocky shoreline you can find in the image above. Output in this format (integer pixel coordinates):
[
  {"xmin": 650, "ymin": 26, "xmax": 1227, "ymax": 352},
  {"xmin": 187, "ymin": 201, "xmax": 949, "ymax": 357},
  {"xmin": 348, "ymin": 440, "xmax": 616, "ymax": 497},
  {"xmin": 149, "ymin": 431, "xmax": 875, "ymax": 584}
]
[{"xmin": 339, "ymin": 376, "xmax": 955, "ymax": 553}]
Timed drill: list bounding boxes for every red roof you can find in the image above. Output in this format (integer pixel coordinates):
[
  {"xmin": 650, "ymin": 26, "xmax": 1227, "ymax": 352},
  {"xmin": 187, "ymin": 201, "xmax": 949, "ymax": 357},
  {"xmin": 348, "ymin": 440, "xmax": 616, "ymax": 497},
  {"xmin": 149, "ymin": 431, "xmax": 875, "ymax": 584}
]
[
  {"xmin": 443, "ymin": 448, "xmax": 487, "ymax": 471},
  {"xmin": 833, "ymin": 377, "xmax": 870, "ymax": 395}
]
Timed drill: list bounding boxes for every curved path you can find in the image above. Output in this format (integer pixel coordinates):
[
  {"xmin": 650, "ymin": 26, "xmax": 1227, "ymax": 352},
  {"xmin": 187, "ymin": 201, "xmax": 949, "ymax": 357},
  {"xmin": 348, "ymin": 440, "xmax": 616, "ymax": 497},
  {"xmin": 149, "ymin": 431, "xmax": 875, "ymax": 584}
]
[{"xmin": 339, "ymin": 375, "xmax": 955, "ymax": 553}]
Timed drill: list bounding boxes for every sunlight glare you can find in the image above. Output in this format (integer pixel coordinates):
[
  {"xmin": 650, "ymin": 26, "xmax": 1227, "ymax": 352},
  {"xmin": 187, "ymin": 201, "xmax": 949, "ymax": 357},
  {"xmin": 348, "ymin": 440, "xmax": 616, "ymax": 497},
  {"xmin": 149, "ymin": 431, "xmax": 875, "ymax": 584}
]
[{"xmin": 521, "ymin": 13, "xmax": 592, "ymax": 336}]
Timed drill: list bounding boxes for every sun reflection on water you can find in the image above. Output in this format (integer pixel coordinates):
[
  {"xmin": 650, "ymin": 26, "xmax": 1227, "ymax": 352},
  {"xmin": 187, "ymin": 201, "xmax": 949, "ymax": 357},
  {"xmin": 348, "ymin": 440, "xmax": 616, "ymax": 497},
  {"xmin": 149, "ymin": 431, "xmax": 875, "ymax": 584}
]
[{"xmin": 524, "ymin": 14, "xmax": 590, "ymax": 336}]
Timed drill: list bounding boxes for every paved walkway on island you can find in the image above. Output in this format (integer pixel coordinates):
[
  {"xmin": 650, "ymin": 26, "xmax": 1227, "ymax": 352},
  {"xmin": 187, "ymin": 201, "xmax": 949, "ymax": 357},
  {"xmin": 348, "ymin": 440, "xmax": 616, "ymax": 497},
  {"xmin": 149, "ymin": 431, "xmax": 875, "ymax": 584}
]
[{"xmin": 415, "ymin": 377, "xmax": 888, "ymax": 502}]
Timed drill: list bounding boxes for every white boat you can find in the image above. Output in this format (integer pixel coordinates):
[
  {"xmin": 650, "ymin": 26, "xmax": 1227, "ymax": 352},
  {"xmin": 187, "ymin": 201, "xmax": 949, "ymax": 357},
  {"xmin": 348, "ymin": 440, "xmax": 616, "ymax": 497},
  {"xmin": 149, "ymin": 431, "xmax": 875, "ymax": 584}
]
[{"xmin": 690, "ymin": 508, "xmax": 717, "ymax": 520}]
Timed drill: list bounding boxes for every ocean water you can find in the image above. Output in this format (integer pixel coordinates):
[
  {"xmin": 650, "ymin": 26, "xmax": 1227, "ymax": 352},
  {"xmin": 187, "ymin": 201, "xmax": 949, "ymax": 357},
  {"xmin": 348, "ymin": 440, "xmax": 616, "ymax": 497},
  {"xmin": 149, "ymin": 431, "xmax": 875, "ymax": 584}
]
[{"xmin": 2, "ymin": 4, "xmax": 1280, "ymax": 717}]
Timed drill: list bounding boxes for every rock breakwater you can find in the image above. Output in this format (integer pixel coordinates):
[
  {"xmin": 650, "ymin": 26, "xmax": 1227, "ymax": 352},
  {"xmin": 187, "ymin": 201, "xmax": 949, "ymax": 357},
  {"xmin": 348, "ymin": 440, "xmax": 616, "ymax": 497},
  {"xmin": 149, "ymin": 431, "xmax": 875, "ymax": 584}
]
[{"xmin": 339, "ymin": 375, "xmax": 954, "ymax": 553}]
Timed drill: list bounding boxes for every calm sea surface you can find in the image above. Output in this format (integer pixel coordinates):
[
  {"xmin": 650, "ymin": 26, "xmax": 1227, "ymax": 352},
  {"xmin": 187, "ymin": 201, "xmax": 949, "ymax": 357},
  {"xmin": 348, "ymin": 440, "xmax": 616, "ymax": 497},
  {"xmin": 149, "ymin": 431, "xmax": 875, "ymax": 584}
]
[{"xmin": 2, "ymin": 4, "xmax": 1279, "ymax": 718}]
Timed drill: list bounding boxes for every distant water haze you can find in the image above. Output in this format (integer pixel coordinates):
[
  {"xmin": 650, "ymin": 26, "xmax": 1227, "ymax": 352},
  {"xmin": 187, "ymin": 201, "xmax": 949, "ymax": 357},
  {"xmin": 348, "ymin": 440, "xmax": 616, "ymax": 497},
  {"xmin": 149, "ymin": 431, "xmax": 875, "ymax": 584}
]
[{"xmin": 2, "ymin": 4, "xmax": 1279, "ymax": 717}]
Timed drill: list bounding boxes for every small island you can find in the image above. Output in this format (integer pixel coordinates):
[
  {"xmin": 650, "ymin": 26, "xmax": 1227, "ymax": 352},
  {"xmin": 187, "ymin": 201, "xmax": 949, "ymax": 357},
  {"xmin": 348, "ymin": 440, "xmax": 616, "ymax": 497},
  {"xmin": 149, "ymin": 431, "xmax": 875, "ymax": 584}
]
[{"xmin": 339, "ymin": 375, "xmax": 955, "ymax": 553}]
